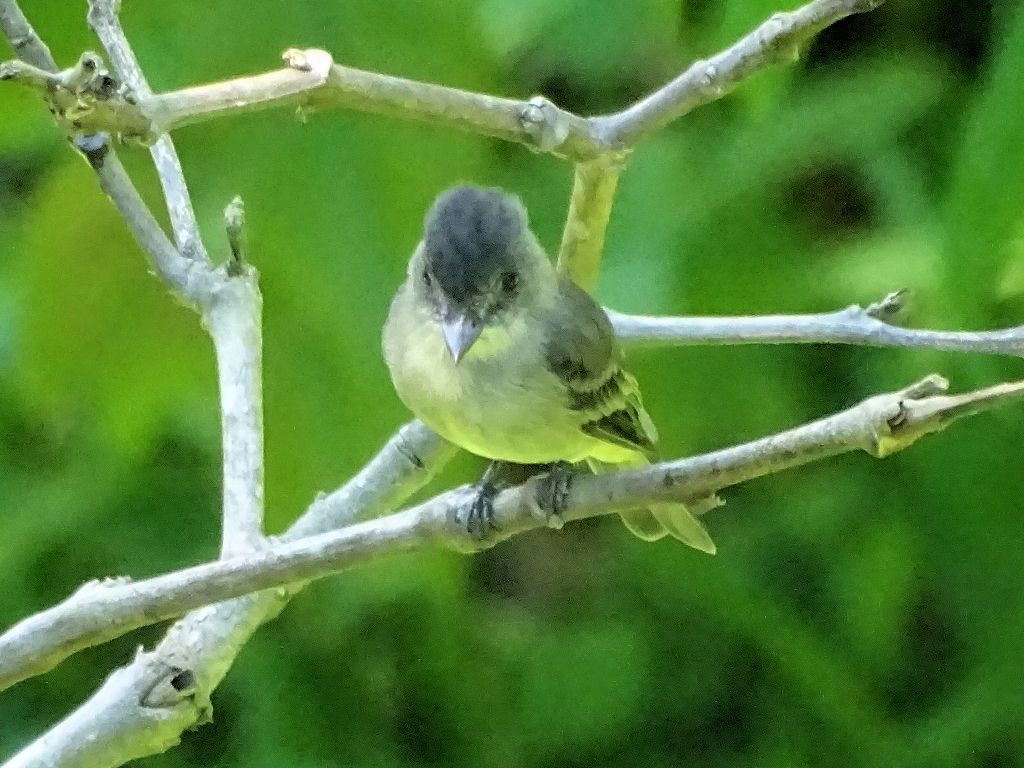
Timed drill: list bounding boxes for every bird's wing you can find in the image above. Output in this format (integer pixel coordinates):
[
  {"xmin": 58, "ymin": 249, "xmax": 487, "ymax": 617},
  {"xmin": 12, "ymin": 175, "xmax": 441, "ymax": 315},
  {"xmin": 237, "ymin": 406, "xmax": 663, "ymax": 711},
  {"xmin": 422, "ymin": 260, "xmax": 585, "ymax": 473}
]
[
  {"xmin": 544, "ymin": 278, "xmax": 658, "ymax": 457},
  {"xmin": 548, "ymin": 279, "xmax": 715, "ymax": 554}
]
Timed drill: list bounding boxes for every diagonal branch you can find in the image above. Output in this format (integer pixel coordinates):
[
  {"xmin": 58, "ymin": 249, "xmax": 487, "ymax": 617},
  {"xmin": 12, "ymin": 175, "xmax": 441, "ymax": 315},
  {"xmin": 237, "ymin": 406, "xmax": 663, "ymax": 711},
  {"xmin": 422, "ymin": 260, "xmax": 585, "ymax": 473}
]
[
  {"xmin": 1, "ymin": 421, "xmax": 454, "ymax": 768},
  {"xmin": 590, "ymin": 0, "xmax": 887, "ymax": 148},
  {"xmin": 0, "ymin": 0, "xmax": 54, "ymax": 70},
  {"xmin": 610, "ymin": 291, "xmax": 1024, "ymax": 357},
  {"xmin": 2, "ymin": 375, "xmax": 1023, "ymax": 699},
  {"xmin": 559, "ymin": 0, "xmax": 888, "ymax": 284}
]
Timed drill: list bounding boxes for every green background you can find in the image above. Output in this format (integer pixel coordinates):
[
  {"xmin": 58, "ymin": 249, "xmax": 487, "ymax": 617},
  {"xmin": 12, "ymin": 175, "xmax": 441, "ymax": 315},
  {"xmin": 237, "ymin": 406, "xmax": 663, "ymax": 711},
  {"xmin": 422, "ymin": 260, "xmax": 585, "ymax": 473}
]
[{"xmin": 3, "ymin": 0, "xmax": 1024, "ymax": 765}]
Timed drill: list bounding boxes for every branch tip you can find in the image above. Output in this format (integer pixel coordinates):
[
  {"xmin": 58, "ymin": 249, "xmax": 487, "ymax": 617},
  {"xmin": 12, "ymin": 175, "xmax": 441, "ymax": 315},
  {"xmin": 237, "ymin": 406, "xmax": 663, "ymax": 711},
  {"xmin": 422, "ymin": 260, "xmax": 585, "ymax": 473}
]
[
  {"xmin": 224, "ymin": 195, "xmax": 247, "ymax": 271},
  {"xmin": 900, "ymin": 373, "xmax": 948, "ymax": 400},
  {"xmin": 865, "ymin": 289, "xmax": 909, "ymax": 321}
]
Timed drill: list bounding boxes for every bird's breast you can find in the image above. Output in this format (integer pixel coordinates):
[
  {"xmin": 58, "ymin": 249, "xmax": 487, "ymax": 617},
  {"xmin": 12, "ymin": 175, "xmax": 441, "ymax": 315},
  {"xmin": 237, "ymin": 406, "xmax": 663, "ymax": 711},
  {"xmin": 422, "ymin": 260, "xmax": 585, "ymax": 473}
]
[{"xmin": 383, "ymin": 293, "xmax": 594, "ymax": 463}]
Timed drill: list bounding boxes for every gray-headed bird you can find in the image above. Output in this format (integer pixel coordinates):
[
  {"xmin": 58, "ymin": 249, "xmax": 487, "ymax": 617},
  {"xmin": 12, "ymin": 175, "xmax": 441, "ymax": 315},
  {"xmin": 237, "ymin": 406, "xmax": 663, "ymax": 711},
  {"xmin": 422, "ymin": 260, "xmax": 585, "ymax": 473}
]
[{"xmin": 383, "ymin": 185, "xmax": 714, "ymax": 553}]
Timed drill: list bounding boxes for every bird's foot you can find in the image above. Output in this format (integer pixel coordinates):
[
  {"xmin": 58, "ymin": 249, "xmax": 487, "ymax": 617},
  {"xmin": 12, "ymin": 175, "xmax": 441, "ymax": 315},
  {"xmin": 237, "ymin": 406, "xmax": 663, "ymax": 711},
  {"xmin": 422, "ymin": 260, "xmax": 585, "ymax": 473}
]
[
  {"xmin": 535, "ymin": 462, "xmax": 573, "ymax": 530},
  {"xmin": 465, "ymin": 479, "xmax": 501, "ymax": 540}
]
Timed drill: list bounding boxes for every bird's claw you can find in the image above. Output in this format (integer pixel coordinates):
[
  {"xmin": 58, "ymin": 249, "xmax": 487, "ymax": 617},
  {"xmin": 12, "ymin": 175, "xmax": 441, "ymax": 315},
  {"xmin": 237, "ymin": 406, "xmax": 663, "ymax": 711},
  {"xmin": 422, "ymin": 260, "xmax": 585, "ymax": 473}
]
[
  {"xmin": 536, "ymin": 462, "xmax": 573, "ymax": 530},
  {"xmin": 466, "ymin": 482, "xmax": 500, "ymax": 539}
]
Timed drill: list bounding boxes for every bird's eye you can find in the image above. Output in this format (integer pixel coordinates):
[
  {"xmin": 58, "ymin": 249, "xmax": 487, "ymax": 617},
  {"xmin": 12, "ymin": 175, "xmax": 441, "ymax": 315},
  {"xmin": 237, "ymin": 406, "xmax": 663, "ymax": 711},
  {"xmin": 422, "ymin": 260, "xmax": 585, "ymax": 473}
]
[
  {"xmin": 501, "ymin": 271, "xmax": 519, "ymax": 293},
  {"xmin": 422, "ymin": 270, "xmax": 432, "ymax": 288}
]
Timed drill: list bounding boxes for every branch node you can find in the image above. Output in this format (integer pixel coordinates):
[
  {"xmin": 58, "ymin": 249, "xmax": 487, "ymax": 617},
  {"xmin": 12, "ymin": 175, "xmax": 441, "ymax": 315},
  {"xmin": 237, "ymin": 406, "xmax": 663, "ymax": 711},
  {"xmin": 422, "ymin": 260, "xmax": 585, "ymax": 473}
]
[
  {"xmin": 520, "ymin": 96, "xmax": 571, "ymax": 152},
  {"xmin": 899, "ymin": 374, "xmax": 949, "ymax": 400},
  {"xmin": 141, "ymin": 663, "xmax": 206, "ymax": 715},
  {"xmin": 759, "ymin": 13, "xmax": 801, "ymax": 64},
  {"xmin": 698, "ymin": 61, "xmax": 725, "ymax": 98},
  {"xmin": 169, "ymin": 668, "xmax": 196, "ymax": 694},
  {"xmin": 73, "ymin": 574, "xmax": 133, "ymax": 598},
  {"xmin": 395, "ymin": 433, "xmax": 428, "ymax": 471},
  {"xmin": 73, "ymin": 131, "xmax": 111, "ymax": 169},
  {"xmin": 2, "ymin": 50, "xmax": 155, "ymax": 141},
  {"xmin": 58, "ymin": 51, "xmax": 103, "ymax": 92},
  {"xmin": 282, "ymin": 47, "xmax": 333, "ymax": 83},
  {"xmin": 868, "ymin": 375, "xmax": 954, "ymax": 457},
  {"xmin": 688, "ymin": 493, "xmax": 726, "ymax": 517}
]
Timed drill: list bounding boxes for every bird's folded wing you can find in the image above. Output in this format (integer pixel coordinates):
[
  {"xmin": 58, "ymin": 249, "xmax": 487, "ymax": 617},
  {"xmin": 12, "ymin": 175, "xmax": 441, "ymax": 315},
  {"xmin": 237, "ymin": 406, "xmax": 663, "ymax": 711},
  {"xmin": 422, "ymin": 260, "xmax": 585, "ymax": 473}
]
[{"xmin": 543, "ymin": 277, "xmax": 658, "ymax": 455}]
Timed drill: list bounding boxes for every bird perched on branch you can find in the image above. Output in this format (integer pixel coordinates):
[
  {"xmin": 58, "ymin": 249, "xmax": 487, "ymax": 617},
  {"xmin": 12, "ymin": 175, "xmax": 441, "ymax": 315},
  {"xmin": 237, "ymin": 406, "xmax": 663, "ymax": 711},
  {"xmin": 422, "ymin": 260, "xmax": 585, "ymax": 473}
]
[{"xmin": 383, "ymin": 185, "xmax": 714, "ymax": 553}]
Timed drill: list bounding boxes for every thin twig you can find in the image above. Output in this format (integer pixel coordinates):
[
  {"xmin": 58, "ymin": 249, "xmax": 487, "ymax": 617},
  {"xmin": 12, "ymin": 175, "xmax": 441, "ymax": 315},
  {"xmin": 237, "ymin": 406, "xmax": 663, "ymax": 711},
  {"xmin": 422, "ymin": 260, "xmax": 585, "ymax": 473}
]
[
  {"xmin": 3, "ymin": 376, "xmax": 1023, "ymax": 696},
  {"xmin": 609, "ymin": 292, "xmax": 1024, "ymax": 357},
  {"xmin": 86, "ymin": 148, "xmax": 211, "ymax": 304},
  {"xmin": 86, "ymin": 0, "xmax": 206, "ymax": 260}
]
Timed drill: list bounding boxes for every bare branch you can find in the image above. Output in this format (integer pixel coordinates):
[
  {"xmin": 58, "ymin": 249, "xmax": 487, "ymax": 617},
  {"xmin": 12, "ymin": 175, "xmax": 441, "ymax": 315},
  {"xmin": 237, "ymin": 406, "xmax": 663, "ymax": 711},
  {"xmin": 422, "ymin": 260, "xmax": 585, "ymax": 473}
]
[
  {"xmin": 0, "ymin": 0, "xmax": 54, "ymax": 70},
  {"xmin": 0, "ymin": 422, "xmax": 454, "ymax": 766},
  {"xmin": 205, "ymin": 200, "xmax": 265, "ymax": 556},
  {"xmin": 141, "ymin": 49, "xmax": 596, "ymax": 159},
  {"xmin": 592, "ymin": 0, "xmax": 886, "ymax": 147},
  {"xmin": 3, "ymin": 376, "xmax": 1022, "ymax": 699},
  {"xmin": 0, "ymin": 1, "xmax": 212, "ymax": 307},
  {"xmin": 4, "ymin": 0, "xmax": 887, "ymax": 164},
  {"xmin": 610, "ymin": 292, "xmax": 1024, "ymax": 357},
  {"xmin": 86, "ymin": 0, "xmax": 206, "ymax": 259},
  {"xmin": 82, "ymin": 141, "xmax": 213, "ymax": 304}
]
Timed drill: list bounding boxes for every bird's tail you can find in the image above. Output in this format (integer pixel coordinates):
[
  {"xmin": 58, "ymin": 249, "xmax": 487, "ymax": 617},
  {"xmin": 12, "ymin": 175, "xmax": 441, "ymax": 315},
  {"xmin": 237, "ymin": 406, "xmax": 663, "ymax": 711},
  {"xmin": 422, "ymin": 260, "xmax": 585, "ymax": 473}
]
[{"xmin": 587, "ymin": 456, "xmax": 716, "ymax": 554}]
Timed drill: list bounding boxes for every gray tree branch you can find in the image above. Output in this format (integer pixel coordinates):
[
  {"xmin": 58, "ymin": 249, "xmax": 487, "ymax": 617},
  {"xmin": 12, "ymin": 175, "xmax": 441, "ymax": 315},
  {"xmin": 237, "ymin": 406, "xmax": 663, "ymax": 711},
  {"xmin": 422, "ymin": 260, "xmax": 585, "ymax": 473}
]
[
  {"xmin": 610, "ymin": 291, "xmax": 1024, "ymax": 357},
  {"xmin": 2, "ymin": 0, "xmax": 889, "ymax": 288},
  {"xmin": 2, "ymin": 0, "xmax": 268, "ymax": 554},
  {"xmin": 3, "ymin": 375, "xmax": 1021, "ymax": 705},
  {"xmin": 86, "ymin": 0, "xmax": 205, "ymax": 258},
  {"xmin": 1, "ymin": 421, "xmax": 454, "ymax": 768},
  {"xmin": 2, "ymin": 0, "xmax": 885, "ymax": 161},
  {"xmin": 589, "ymin": 0, "xmax": 886, "ymax": 147},
  {"xmin": 4, "ymin": 1, "xmax": 1005, "ymax": 768}
]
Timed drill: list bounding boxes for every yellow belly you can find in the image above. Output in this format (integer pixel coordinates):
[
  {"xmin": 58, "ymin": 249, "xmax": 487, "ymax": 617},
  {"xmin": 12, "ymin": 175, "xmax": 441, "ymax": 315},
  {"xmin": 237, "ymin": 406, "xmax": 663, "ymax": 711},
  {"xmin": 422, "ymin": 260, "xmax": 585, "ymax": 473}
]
[{"xmin": 384, "ymin": 292, "xmax": 635, "ymax": 465}]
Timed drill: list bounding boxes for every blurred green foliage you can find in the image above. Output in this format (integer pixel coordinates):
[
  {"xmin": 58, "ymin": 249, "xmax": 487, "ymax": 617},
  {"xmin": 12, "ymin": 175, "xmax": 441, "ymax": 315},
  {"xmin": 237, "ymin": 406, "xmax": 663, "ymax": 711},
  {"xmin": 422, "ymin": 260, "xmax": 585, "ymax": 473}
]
[{"xmin": 2, "ymin": 1, "xmax": 1024, "ymax": 766}]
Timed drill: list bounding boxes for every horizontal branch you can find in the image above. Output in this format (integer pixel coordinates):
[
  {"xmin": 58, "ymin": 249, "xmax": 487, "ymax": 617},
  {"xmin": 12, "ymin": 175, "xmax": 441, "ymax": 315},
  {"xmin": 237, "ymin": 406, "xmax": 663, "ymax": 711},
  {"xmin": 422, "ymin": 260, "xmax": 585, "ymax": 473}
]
[
  {"xmin": 610, "ymin": 292, "xmax": 1024, "ymax": 357},
  {"xmin": 3, "ymin": 375, "xmax": 1021, "ymax": 693},
  {"xmin": 2, "ymin": 0, "xmax": 886, "ymax": 161}
]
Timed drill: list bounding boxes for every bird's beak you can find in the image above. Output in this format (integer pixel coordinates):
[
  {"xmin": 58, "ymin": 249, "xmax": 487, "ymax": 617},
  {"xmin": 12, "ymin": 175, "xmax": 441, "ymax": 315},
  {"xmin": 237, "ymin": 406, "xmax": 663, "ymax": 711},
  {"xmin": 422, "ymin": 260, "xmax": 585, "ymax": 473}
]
[{"xmin": 441, "ymin": 311, "xmax": 482, "ymax": 363}]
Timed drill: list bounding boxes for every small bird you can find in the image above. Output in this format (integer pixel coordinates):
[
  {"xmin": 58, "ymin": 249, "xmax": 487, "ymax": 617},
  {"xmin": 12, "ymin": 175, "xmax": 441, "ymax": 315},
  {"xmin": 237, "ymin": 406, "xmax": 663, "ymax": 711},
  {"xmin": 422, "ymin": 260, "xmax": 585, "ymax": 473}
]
[{"xmin": 383, "ymin": 185, "xmax": 715, "ymax": 553}]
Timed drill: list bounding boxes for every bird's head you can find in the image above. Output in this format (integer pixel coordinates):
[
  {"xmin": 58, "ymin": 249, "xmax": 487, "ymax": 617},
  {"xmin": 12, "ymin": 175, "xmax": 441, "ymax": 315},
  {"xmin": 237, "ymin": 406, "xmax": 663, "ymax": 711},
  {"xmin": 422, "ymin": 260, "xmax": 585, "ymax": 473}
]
[{"xmin": 411, "ymin": 185, "xmax": 552, "ymax": 362}]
